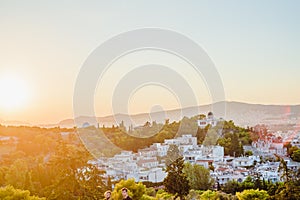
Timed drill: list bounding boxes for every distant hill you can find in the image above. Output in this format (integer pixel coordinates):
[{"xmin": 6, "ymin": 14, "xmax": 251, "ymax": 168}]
[
  {"xmin": 51, "ymin": 101, "xmax": 300, "ymax": 128},
  {"xmin": 1, "ymin": 101, "xmax": 298, "ymax": 128},
  {"xmin": 0, "ymin": 120, "xmax": 32, "ymax": 126}
]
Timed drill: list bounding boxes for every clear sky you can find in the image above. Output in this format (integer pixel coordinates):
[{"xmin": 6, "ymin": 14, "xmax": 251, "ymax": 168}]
[{"xmin": 0, "ymin": 0, "xmax": 299, "ymax": 124}]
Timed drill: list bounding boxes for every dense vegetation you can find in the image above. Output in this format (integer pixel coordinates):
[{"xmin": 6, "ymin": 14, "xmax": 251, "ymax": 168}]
[
  {"xmin": 101, "ymin": 116, "xmax": 254, "ymax": 157},
  {"xmin": 0, "ymin": 114, "xmax": 299, "ymax": 199},
  {"xmin": 0, "ymin": 125, "xmax": 107, "ymax": 199}
]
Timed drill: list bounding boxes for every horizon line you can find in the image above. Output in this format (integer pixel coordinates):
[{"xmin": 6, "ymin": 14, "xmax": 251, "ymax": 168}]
[{"xmin": 1, "ymin": 100, "xmax": 299, "ymax": 126}]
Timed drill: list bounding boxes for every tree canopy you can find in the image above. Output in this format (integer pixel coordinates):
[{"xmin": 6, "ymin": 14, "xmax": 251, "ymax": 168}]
[{"xmin": 163, "ymin": 157, "xmax": 190, "ymax": 200}]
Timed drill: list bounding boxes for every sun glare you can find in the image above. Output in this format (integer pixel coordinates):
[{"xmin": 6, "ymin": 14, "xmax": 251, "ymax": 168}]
[{"xmin": 0, "ymin": 74, "xmax": 29, "ymax": 111}]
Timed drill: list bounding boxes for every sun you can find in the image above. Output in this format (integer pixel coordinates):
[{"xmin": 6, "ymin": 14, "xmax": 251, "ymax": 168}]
[{"xmin": 0, "ymin": 74, "xmax": 29, "ymax": 111}]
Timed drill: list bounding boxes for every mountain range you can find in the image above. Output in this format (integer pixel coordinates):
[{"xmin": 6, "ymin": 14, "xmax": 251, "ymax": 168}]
[
  {"xmin": 46, "ymin": 101, "xmax": 300, "ymax": 128},
  {"xmin": 1, "ymin": 101, "xmax": 299, "ymax": 128}
]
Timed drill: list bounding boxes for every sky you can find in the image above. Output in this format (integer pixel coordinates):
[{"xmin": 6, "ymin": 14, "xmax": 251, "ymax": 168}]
[{"xmin": 0, "ymin": 0, "xmax": 299, "ymax": 124}]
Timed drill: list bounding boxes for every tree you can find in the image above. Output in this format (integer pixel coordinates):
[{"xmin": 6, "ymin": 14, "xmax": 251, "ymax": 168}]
[
  {"xmin": 165, "ymin": 144, "xmax": 181, "ymax": 167},
  {"xmin": 278, "ymin": 158, "xmax": 291, "ymax": 182},
  {"xmin": 200, "ymin": 190, "xmax": 217, "ymax": 200},
  {"xmin": 241, "ymin": 176, "xmax": 255, "ymax": 190},
  {"xmin": 245, "ymin": 150, "xmax": 253, "ymax": 156},
  {"xmin": 275, "ymin": 181, "xmax": 300, "ymax": 200},
  {"xmin": 43, "ymin": 142, "xmax": 107, "ymax": 199},
  {"xmin": 275, "ymin": 157, "xmax": 300, "ymax": 200},
  {"xmin": 155, "ymin": 189, "xmax": 173, "ymax": 200},
  {"xmin": 284, "ymin": 142, "xmax": 292, "ymax": 153},
  {"xmin": 218, "ymin": 137, "xmax": 232, "ymax": 156},
  {"xmin": 291, "ymin": 149, "xmax": 300, "ymax": 162},
  {"xmin": 107, "ymin": 176, "xmax": 112, "ymax": 191},
  {"xmin": 4, "ymin": 159, "xmax": 29, "ymax": 190},
  {"xmin": 203, "ymin": 129, "xmax": 219, "ymax": 146},
  {"xmin": 274, "ymin": 157, "xmax": 300, "ymax": 200},
  {"xmin": 184, "ymin": 162, "xmax": 214, "ymax": 190},
  {"xmin": 230, "ymin": 132, "xmax": 243, "ymax": 157},
  {"xmin": 218, "ymin": 132, "xmax": 244, "ymax": 157},
  {"xmin": 111, "ymin": 178, "xmax": 146, "ymax": 200},
  {"xmin": 163, "ymin": 157, "xmax": 190, "ymax": 200},
  {"xmin": 196, "ymin": 126, "xmax": 207, "ymax": 144},
  {"xmin": 236, "ymin": 189, "xmax": 269, "ymax": 200},
  {"xmin": 0, "ymin": 185, "xmax": 45, "ymax": 200},
  {"xmin": 222, "ymin": 180, "xmax": 242, "ymax": 194}
]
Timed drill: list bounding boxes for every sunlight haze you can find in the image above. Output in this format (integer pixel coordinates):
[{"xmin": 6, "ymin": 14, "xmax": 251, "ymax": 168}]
[{"xmin": 0, "ymin": 0, "xmax": 299, "ymax": 124}]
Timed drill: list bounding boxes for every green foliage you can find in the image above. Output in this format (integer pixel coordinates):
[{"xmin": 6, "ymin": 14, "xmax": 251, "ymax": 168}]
[
  {"xmin": 277, "ymin": 157, "xmax": 292, "ymax": 182},
  {"xmin": 184, "ymin": 162, "xmax": 214, "ymax": 190},
  {"xmin": 0, "ymin": 185, "xmax": 45, "ymax": 200},
  {"xmin": 1, "ymin": 120, "xmax": 298, "ymax": 200},
  {"xmin": 155, "ymin": 189, "xmax": 173, "ymax": 200},
  {"xmin": 200, "ymin": 190, "xmax": 217, "ymax": 200},
  {"xmin": 221, "ymin": 173, "xmax": 300, "ymax": 200},
  {"xmin": 5, "ymin": 159, "xmax": 29, "ymax": 190},
  {"xmin": 244, "ymin": 150, "xmax": 253, "ymax": 156},
  {"xmin": 102, "ymin": 121, "xmax": 179, "ymax": 153},
  {"xmin": 241, "ymin": 176, "xmax": 255, "ymax": 190},
  {"xmin": 185, "ymin": 189, "xmax": 203, "ymax": 200},
  {"xmin": 217, "ymin": 192, "xmax": 238, "ymax": 200},
  {"xmin": 163, "ymin": 157, "xmax": 190, "ymax": 200},
  {"xmin": 43, "ymin": 143, "xmax": 107, "ymax": 200},
  {"xmin": 274, "ymin": 181, "xmax": 300, "ymax": 200},
  {"xmin": 112, "ymin": 178, "xmax": 146, "ymax": 200},
  {"xmin": 217, "ymin": 132, "xmax": 244, "ymax": 157},
  {"xmin": 144, "ymin": 187, "xmax": 156, "ymax": 197},
  {"xmin": 291, "ymin": 149, "xmax": 300, "ymax": 162},
  {"xmin": 177, "ymin": 116, "xmax": 198, "ymax": 136},
  {"xmin": 140, "ymin": 194, "xmax": 156, "ymax": 200},
  {"xmin": 214, "ymin": 120, "xmax": 254, "ymax": 157},
  {"xmin": 222, "ymin": 180, "xmax": 243, "ymax": 194},
  {"xmin": 187, "ymin": 189, "xmax": 237, "ymax": 200},
  {"xmin": 0, "ymin": 126, "xmax": 107, "ymax": 200},
  {"xmin": 130, "ymin": 121, "xmax": 163, "ymax": 138},
  {"xmin": 203, "ymin": 129, "xmax": 219, "ymax": 146},
  {"xmin": 196, "ymin": 126, "xmax": 208, "ymax": 144},
  {"xmin": 274, "ymin": 158, "xmax": 300, "ymax": 199},
  {"xmin": 221, "ymin": 176, "xmax": 277, "ymax": 196},
  {"xmin": 165, "ymin": 144, "xmax": 181, "ymax": 167},
  {"xmin": 236, "ymin": 189, "xmax": 269, "ymax": 200},
  {"xmin": 100, "ymin": 116, "xmax": 252, "ymax": 157}
]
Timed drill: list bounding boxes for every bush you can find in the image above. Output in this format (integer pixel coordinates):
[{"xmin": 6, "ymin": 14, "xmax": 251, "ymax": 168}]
[
  {"xmin": 236, "ymin": 189, "xmax": 269, "ymax": 200},
  {"xmin": 0, "ymin": 185, "xmax": 45, "ymax": 200}
]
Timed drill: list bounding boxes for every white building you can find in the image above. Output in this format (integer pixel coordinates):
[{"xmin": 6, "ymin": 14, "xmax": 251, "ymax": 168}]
[
  {"xmin": 197, "ymin": 112, "xmax": 218, "ymax": 128},
  {"xmin": 291, "ymin": 134, "xmax": 300, "ymax": 148},
  {"xmin": 127, "ymin": 167, "xmax": 167, "ymax": 183},
  {"xmin": 252, "ymin": 139, "xmax": 287, "ymax": 156},
  {"xmin": 164, "ymin": 134, "xmax": 197, "ymax": 146},
  {"xmin": 233, "ymin": 157, "xmax": 255, "ymax": 168},
  {"xmin": 183, "ymin": 147, "xmax": 203, "ymax": 163},
  {"xmin": 202, "ymin": 145, "xmax": 224, "ymax": 161},
  {"xmin": 216, "ymin": 174, "xmax": 245, "ymax": 185},
  {"xmin": 150, "ymin": 143, "xmax": 169, "ymax": 157},
  {"xmin": 137, "ymin": 158, "xmax": 159, "ymax": 168},
  {"xmin": 195, "ymin": 159, "xmax": 214, "ymax": 169},
  {"xmin": 111, "ymin": 151, "xmax": 134, "ymax": 162}
]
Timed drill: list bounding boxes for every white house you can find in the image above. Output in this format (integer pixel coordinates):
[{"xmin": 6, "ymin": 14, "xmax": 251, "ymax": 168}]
[
  {"xmin": 164, "ymin": 134, "xmax": 197, "ymax": 146},
  {"xmin": 232, "ymin": 157, "xmax": 256, "ymax": 168},
  {"xmin": 150, "ymin": 143, "xmax": 169, "ymax": 157},
  {"xmin": 137, "ymin": 158, "xmax": 159, "ymax": 168},
  {"xmin": 202, "ymin": 145, "xmax": 225, "ymax": 161},
  {"xmin": 127, "ymin": 167, "xmax": 167, "ymax": 183},
  {"xmin": 111, "ymin": 151, "xmax": 134, "ymax": 162}
]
